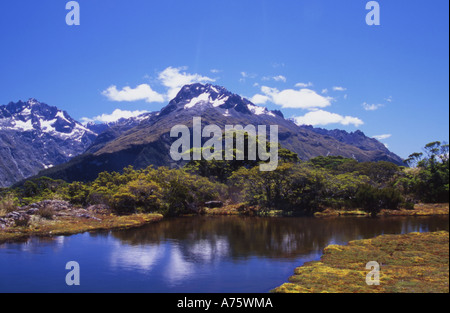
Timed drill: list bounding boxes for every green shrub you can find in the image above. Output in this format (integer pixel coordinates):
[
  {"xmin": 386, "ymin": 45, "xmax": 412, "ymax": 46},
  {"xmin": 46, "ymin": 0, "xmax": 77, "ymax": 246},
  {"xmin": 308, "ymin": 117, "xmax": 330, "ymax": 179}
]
[
  {"xmin": 125, "ymin": 179, "xmax": 164, "ymax": 213},
  {"xmin": 110, "ymin": 192, "xmax": 137, "ymax": 215},
  {"xmin": 88, "ymin": 188, "xmax": 113, "ymax": 206},
  {"xmin": 402, "ymin": 202, "xmax": 416, "ymax": 211},
  {"xmin": 355, "ymin": 185, "xmax": 404, "ymax": 217},
  {"xmin": 65, "ymin": 182, "xmax": 90, "ymax": 205}
]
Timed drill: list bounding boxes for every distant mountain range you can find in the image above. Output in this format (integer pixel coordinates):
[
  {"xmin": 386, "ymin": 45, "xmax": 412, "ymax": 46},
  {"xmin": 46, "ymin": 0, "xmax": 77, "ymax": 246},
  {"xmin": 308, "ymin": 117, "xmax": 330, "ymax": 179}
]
[
  {"xmin": 0, "ymin": 84, "xmax": 404, "ymax": 187},
  {"xmin": 0, "ymin": 99, "xmax": 97, "ymax": 187},
  {"xmin": 0, "ymin": 99, "xmax": 150, "ymax": 187},
  {"xmin": 303, "ymin": 126, "xmax": 403, "ymax": 164}
]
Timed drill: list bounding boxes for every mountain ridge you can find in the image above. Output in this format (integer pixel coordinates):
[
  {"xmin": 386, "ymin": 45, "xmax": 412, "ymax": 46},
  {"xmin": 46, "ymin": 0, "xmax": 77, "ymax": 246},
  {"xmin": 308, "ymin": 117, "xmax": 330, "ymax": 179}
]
[
  {"xmin": 21, "ymin": 83, "xmax": 404, "ymax": 184},
  {"xmin": 1, "ymin": 85, "xmax": 404, "ymax": 187},
  {"xmin": 0, "ymin": 99, "xmax": 98, "ymax": 187}
]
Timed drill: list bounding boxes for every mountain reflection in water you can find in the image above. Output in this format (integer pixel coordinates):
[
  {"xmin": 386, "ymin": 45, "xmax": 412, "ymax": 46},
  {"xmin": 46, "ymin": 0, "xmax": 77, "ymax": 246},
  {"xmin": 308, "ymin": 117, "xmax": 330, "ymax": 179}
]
[
  {"xmin": 110, "ymin": 216, "xmax": 447, "ymax": 260},
  {"xmin": 0, "ymin": 216, "xmax": 448, "ymax": 293}
]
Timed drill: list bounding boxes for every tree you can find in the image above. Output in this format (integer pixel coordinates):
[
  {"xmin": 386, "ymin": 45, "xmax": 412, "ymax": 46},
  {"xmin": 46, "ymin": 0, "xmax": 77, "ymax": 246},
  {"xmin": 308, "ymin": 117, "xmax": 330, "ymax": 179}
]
[
  {"xmin": 355, "ymin": 185, "xmax": 403, "ymax": 217},
  {"xmin": 66, "ymin": 181, "xmax": 90, "ymax": 205},
  {"xmin": 399, "ymin": 141, "xmax": 449, "ymax": 203},
  {"xmin": 310, "ymin": 156, "xmax": 355, "ymax": 171},
  {"xmin": 185, "ymin": 132, "xmax": 300, "ymax": 183},
  {"xmin": 322, "ymin": 172, "xmax": 370, "ymax": 209},
  {"xmin": 230, "ymin": 163, "xmax": 326, "ymax": 215}
]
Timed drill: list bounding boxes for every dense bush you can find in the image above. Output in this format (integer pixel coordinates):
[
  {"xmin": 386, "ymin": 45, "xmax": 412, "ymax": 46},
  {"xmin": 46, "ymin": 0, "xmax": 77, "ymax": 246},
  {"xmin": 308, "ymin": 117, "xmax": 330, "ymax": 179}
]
[
  {"xmin": 354, "ymin": 184, "xmax": 403, "ymax": 217},
  {"xmin": 2, "ymin": 141, "xmax": 447, "ymax": 218},
  {"xmin": 229, "ymin": 163, "xmax": 326, "ymax": 215},
  {"xmin": 90, "ymin": 166, "xmax": 226, "ymax": 216},
  {"xmin": 399, "ymin": 141, "xmax": 449, "ymax": 203}
]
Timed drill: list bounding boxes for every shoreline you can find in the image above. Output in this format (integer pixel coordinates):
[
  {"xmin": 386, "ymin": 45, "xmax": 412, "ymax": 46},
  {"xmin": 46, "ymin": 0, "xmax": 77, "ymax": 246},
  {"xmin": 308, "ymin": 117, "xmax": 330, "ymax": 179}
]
[
  {"xmin": 0, "ymin": 213, "xmax": 163, "ymax": 243},
  {"xmin": 1, "ymin": 202, "xmax": 448, "ymax": 244},
  {"xmin": 204, "ymin": 203, "xmax": 449, "ymax": 218},
  {"xmin": 0, "ymin": 201, "xmax": 163, "ymax": 243},
  {"xmin": 271, "ymin": 230, "xmax": 449, "ymax": 293},
  {"xmin": 314, "ymin": 203, "xmax": 449, "ymax": 218}
]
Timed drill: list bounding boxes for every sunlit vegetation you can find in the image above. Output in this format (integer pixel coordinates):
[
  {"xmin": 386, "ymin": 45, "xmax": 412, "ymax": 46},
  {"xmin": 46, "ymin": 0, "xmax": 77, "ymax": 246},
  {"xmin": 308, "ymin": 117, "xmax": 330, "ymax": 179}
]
[
  {"xmin": 398, "ymin": 141, "xmax": 449, "ymax": 203},
  {"xmin": 1, "ymin": 139, "xmax": 447, "ymax": 295},
  {"xmin": 0, "ymin": 141, "xmax": 448, "ymax": 220},
  {"xmin": 272, "ymin": 231, "xmax": 449, "ymax": 293},
  {"xmin": 0, "ymin": 210, "xmax": 163, "ymax": 243},
  {"xmin": 0, "ymin": 193, "xmax": 18, "ymax": 215},
  {"xmin": 1, "ymin": 140, "xmax": 448, "ymax": 292}
]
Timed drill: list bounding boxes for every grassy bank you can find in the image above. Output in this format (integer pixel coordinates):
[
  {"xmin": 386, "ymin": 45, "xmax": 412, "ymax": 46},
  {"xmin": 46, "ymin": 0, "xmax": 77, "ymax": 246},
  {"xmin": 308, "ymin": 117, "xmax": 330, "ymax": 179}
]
[
  {"xmin": 314, "ymin": 203, "xmax": 449, "ymax": 218},
  {"xmin": 205, "ymin": 203, "xmax": 449, "ymax": 217},
  {"xmin": 0, "ymin": 203, "xmax": 163, "ymax": 243},
  {"xmin": 272, "ymin": 231, "xmax": 449, "ymax": 293},
  {"xmin": 381, "ymin": 203, "xmax": 449, "ymax": 216},
  {"xmin": 2, "ymin": 200, "xmax": 448, "ymax": 244}
]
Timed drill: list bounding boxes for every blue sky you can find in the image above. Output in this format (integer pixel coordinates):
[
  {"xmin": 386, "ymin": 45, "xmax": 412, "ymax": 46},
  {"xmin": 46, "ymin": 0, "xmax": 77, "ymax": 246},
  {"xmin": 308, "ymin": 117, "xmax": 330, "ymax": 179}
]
[{"xmin": 0, "ymin": 0, "xmax": 448, "ymax": 158}]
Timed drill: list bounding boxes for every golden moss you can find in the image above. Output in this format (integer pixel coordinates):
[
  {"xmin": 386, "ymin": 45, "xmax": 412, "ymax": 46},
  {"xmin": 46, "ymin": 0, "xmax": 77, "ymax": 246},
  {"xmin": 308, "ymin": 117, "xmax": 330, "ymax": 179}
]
[
  {"xmin": 0, "ymin": 213, "xmax": 163, "ymax": 243},
  {"xmin": 272, "ymin": 231, "xmax": 449, "ymax": 293},
  {"xmin": 203, "ymin": 203, "xmax": 257, "ymax": 216},
  {"xmin": 314, "ymin": 209, "xmax": 367, "ymax": 218},
  {"xmin": 381, "ymin": 203, "xmax": 449, "ymax": 216}
]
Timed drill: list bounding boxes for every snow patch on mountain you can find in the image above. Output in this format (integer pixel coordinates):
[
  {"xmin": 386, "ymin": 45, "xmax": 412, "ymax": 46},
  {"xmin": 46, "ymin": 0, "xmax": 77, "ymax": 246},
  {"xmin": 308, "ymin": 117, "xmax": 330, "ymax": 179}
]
[
  {"xmin": 0, "ymin": 98, "xmax": 100, "ymax": 187},
  {"xmin": 13, "ymin": 119, "xmax": 34, "ymax": 131},
  {"xmin": 40, "ymin": 118, "xmax": 57, "ymax": 133},
  {"xmin": 185, "ymin": 92, "xmax": 211, "ymax": 109},
  {"xmin": 247, "ymin": 104, "xmax": 276, "ymax": 117}
]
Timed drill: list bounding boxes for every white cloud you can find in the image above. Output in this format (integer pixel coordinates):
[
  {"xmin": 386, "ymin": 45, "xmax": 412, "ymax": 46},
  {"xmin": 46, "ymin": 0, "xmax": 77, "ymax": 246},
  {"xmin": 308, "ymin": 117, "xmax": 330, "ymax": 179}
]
[
  {"xmin": 295, "ymin": 82, "xmax": 313, "ymax": 88},
  {"xmin": 261, "ymin": 75, "xmax": 288, "ymax": 83},
  {"xmin": 253, "ymin": 86, "xmax": 333, "ymax": 109},
  {"xmin": 82, "ymin": 109, "xmax": 149, "ymax": 124},
  {"xmin": 362, "ymin": 102, "xmax": 384, "ymax": 111},
  {"xmin": 102, "ymin": 84, "xmax": 165, "ymax": 103},
  {"xmin": 102, "ymin": 66, "xmax": 217, "ymax": 104},
  {"xmin": 321, "ymin": 88, "xmax": 329, "ymax": 94},
  {"xmin": 373, "ymin": 134, "xmax": 392, "ymax": 141},
  {"xmin": 273, "ymin": 75, "xmax": 287, "ymax": 83},
  {"xmin": 293, "ymin": 110, "xmax": 364, "ymax": 127},
  {"xmin": 210, "ymin": 69, "xmax": 222, "ymax": 74},
  {"xmin": 159, "ymin": 66, "xmax": 215, "ymax": 100},
  {"xmin": 333, "ymin": 86, "xmax": 347, "ymax": 92},
  {"xmin": 240, "ymin": 71, "xmax": 258, "ymax": 79},
  {"xmin": 240, "ymin": 71, "xmax": 258, "ymax": 83},
  {"xmin": 250, "ymin": 94, "xmax": 271, "ymax": 105}
]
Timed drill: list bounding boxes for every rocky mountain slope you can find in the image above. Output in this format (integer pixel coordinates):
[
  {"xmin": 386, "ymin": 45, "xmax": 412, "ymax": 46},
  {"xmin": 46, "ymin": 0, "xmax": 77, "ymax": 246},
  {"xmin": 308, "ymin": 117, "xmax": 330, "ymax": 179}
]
[
  {"xmin": 303, "ymin": 126, "xmax": 403, "ymax": 165},
  {"xmin": 29, "ymin": 83, "xmax": 404, "ymax": 183},
  {"xmin": 0, "ymin": 99, "xmax": 98, "ymax": 187}
]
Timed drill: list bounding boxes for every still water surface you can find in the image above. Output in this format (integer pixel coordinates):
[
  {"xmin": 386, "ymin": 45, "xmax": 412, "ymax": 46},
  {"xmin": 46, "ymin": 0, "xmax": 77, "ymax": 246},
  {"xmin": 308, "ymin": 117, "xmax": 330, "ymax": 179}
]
[{"xmin": 0, "ymin": 215, "xmax": 448, "ymax": 293}]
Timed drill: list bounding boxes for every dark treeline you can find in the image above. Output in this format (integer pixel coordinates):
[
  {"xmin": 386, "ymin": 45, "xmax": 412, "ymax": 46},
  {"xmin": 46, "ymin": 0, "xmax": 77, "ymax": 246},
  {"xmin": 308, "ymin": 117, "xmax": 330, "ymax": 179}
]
[{"xmin": 0, "ymin": 141, "xmax": 448, "ymax": 217}]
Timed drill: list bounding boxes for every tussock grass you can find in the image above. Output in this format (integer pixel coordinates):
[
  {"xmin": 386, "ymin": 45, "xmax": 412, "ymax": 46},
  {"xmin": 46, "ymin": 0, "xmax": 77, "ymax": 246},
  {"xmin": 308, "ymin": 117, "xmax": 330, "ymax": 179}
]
[
  {"xmin": 0, "ymin": 213, "xmax": 163, "ymax": 243},
  {"xmin": 272, "ymin": 231, "xmax": 449, "ymax": 293},
  {"xmin": 38, "ymin": 206, "xmax": 55, "ymax": 220},
  {"xmin": 0, "ymin": 195, "xmax": 17, "ymax": 216}
]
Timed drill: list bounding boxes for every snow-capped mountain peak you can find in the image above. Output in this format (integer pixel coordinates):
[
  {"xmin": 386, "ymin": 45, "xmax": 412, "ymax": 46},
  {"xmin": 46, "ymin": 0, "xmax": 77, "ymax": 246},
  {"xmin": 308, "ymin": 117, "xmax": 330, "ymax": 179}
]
[
  {"xmin": 27, "ymin": 98, "xmax": 40, "ymax": 106},
  {"xmin": 0, "ymin": 99, "xmax": 99, "ymax": 187},
  {"xmin": 0, "ymin": 99, "xmax": 96, "ymax": 141},
  {"xmin": 160, "ymin": 83, "xmax": 282, "ymax": 119}
]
